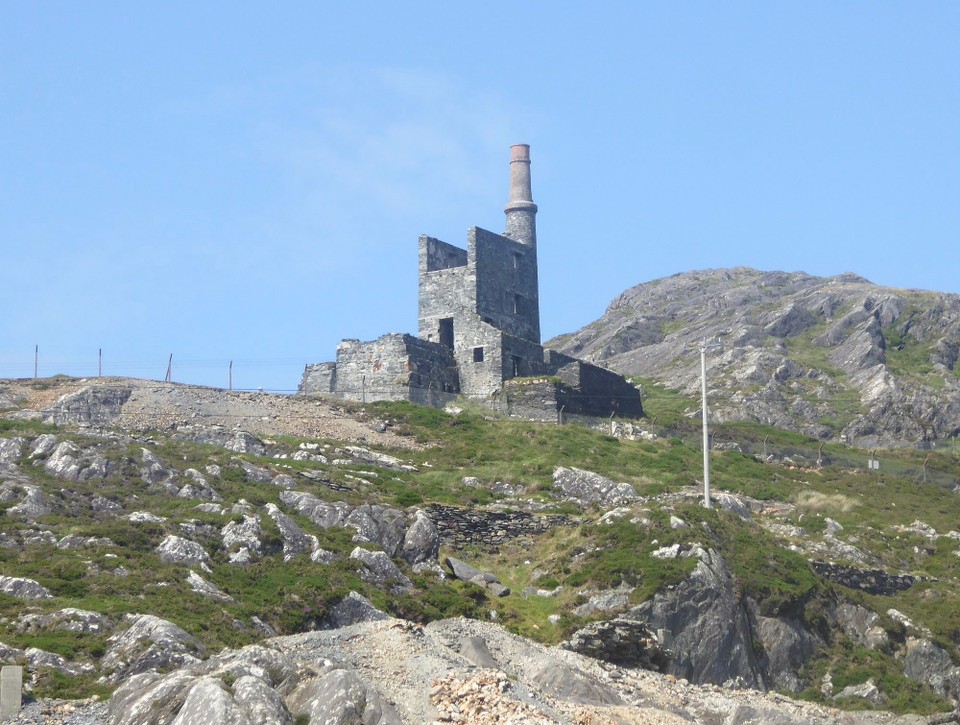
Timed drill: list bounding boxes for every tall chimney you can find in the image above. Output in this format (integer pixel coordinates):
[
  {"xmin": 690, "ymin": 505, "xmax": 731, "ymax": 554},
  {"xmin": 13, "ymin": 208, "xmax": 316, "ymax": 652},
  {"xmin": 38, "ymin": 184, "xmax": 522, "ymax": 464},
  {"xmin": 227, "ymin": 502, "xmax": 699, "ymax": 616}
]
[{"xmin": 504, "ymin": 144, "xmax": 538, "ymax": 246}]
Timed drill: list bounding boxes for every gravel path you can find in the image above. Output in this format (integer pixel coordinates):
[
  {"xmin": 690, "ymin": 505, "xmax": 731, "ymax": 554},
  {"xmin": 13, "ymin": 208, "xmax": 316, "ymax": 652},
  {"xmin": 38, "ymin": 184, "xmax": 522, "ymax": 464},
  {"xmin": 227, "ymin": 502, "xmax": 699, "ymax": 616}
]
[
  {"xmin": 0, "ymin": 698, "xmax": 107, "ymax": 725},
  {"xmin": 0, "ymin": 377, "xmax": 423, "ymax": 451}
]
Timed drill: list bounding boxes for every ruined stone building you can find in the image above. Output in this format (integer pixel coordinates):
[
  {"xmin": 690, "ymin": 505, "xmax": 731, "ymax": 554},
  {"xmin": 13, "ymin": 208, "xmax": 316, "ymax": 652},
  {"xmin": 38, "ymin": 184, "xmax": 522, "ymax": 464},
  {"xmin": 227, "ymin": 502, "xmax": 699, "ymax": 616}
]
[{"xmin": 299, "ymin": 145, "xmax": 643, "ymax": 420}]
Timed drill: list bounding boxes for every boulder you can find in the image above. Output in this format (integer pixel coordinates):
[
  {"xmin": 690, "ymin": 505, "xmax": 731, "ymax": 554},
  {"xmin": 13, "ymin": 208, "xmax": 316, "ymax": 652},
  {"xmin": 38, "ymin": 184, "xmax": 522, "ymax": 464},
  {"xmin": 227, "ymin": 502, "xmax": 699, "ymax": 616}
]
[
  {"xmin": 530, "ymin": 660, "xmax": 623, "ymax": 706},
  {"xmin": 350, "ymin": 547, "xmax": 412, "ymax": 591},
  {"xmin": 286, "ymin": 668, "xmax": 402, "ymax": 724},
  {"xmin": 345, "ymin": 505, "xmax": 407, "ymax": 557},
  {"xmin": 101, "ymin": 614, "xmax": 205, "ymax": 684},
  {"xmin": 221, "ymin": 515, "xmax": 263, "ymax": 562},
  {"xmin": 17, "ymin": 607, "xmax": 113, "ymax": 634},
  {"xmin": 264, "ymin": 503, "xmax": 312, "ymax": 560},
  {"xmin": 571, "ymin": 585, "xmax": 633, "ymax": 617},
  {"xmin": 0, "ymin": 575, "xmax": 53, "ymax": 600},
  {"xmin": 399, "ymin": 510, "xmax": 439, "ymax": 565},
  {"xmin": 834, "ymin": 602, "xmax": 889, "ymax": 651},
  {"xmin": 186, "ymin": 571, "xmax": 234, "ymax": 603},
  {"xmin": 6, "ymin": 484, "xmax": 51, "ymax": 519},
  {"xmin": 279, "ymin": 491, "xmax": 351, "ymax": 529},
  {"xmin": 0, "ymin": 437, "xmax": 25, "ymax": 464},
  {"xmin": 155, "ymin": 535, "xmax": 211, "ymax": 571},
  {"xmin": 169, "ymin": 677, "xmax": 244, "ymax": 725},
  {"xmin": 326, "ymin": 592, "xmax": 390, "ymax": 628},
  {"xmin": 140, "ymin": 448, "xmax": 175, "ymax": 486},
  {"xmin": 833, "ymin": 678, "xmax": 886, "ymax": 706},
  {"xmin": 239, "ymin": 460, "xmax": 273, "ymax": 483},
  {"xmin": 28, "ymin": 433, "xmax": 58, "ymax": 458},
  {"xmin": 551, "ymin": 466, "xmax": 639, "ymax": 507},
  {"xmin": 459, "ymin": 636, "xmax": 500, "ymax": 669},
  {"xmin": 339, "ymin": 445, "xmax": 412, "ymax": 471},
  {"xmin": 25, "ymin": 646, "xmax": 95, "ymax": 676}
]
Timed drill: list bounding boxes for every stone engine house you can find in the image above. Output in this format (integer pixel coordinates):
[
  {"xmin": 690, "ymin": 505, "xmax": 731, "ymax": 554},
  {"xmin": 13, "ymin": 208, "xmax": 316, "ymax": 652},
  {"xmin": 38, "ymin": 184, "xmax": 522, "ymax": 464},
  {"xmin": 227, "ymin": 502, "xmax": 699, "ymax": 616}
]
[{"xmin": 299, "ymin": 145, "xmax": 643, "ymax": 420}]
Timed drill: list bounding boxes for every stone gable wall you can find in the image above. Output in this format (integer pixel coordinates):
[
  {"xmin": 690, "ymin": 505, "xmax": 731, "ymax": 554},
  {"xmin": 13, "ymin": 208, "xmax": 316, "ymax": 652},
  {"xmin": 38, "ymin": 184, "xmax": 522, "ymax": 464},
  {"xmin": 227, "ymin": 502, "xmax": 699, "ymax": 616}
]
[{"xmin": 472, "ymin": 227, "xmax": 540, "ymax": 344}]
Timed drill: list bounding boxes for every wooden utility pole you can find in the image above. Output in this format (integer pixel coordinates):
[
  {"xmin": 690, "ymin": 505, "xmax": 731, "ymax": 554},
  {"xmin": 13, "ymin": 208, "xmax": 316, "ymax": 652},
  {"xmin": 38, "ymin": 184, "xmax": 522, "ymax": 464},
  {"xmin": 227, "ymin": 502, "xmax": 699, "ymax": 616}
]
[{"xmin": 165, "ymin": 354, "xmax": 173, "ymax": 383}]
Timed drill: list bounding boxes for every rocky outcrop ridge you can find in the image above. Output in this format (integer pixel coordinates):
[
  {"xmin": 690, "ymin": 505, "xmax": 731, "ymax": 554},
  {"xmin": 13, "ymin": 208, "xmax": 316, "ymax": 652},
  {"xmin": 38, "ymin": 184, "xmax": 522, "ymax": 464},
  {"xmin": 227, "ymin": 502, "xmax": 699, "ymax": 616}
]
[{"xmin": 548, "ymin": 268, "xmax": 960, "ymax": 445}]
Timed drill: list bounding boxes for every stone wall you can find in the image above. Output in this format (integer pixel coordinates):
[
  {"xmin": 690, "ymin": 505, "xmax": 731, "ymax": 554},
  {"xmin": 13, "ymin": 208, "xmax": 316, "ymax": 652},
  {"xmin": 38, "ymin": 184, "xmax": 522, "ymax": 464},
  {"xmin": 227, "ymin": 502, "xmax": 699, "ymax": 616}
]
[
  {"xmin": 555, "ymin": 360, "xmax": 645, "ymax": 418},
  {"xmin": 299, "ymin": 363, "xmax": 336, "ymax": 395},
  {"xmin": 495, "ymin": 370, "xmax": 644, "ymax": 422},
  {"xmin": 423, "ymin": 504, "xmax": 572, "ymax": 547},
  {"xmin": 317, "ymin": 334, "xmax": 460, "ymax": 405},
  {"xmin": 472, "ymin": 227, "xmax": 540, "ymax": 344}
]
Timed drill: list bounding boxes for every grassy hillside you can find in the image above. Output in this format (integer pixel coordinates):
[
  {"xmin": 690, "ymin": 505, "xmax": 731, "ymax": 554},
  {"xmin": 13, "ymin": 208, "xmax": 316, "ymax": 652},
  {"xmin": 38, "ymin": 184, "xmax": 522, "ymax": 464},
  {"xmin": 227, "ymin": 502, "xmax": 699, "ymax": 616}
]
[{"xmin": 2, "ymin": 400, "xmax": 960, "ymax": 713}]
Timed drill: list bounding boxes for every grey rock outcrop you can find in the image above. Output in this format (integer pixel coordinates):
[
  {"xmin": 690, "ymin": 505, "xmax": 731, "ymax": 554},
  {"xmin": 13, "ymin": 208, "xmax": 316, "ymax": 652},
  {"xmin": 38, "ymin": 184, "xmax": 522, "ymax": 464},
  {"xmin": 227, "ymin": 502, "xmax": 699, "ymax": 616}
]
[
  {"xmin": 350, "ymin": 547, "xmax": 412, "ymax": 592},
  {"xmin": 548, "ymin": 268, "xmax": 960, "ymax": 445},
  {"xmin": 902, "ymin": 637, "xmax": 960, "ymax": 701},
  {"xmin": 444, "ymin": 556, "xmax": 510, "ymax": 597},
  {"xmin": 101, "ymin": 614, "xmax": 205, "ymax": 684},
  {"xmin": 155, "ymin": 535, "xmax": 211, "ymax": 571},
  {"xmin": 399, "ymin": 509, "xmax": 439, "ymax": 565},
  {"xmin": 551, "ymin": 466, "xmax": 640, "ymax": 507},
  {"xmin": 17, "ymin": 607, "xmax": 114, "ymax": 634},
  {"xmin": 42, "ymin": 441, "xmax": 112, "ymax": 481},
  {"xmin": 0, "ymin": 575, "xmax": 53, "ymax": 600},
  {"xmin": 186, "ymin": 571, "xmax": 234, "ymax": 603},
  {"xmin": 562, "ymin": 618, "xmax": 669, "ymax": 670},
  {"xmin": 834, "ymin": 602, "xmax": 890, "ymax": 651},
  {"xmin": 626, "ymin": 547, "xmax": 764, "ymax": 688},
  {"xmin": 221, "ymin": 514, "xmax": 263, "ymax": 562},
  {"xmin": 42, "ymin": 384, "xmax": 133, "ymax": 427},
  {"xmin": 326, "ymin": 592, "xmax": 390, "ymax": 628},
  {"xmin": 6, "ymin": 484, "xmax": 51, "ymax": 519},
  {"xmin": 264, "ymin": 503, "xmax": 312, "ymax": 560},
  {"xmin": 530, "ymin": 660, "xmax": 623, "ymax": 707},
  {"xmin": 288, "ymin": 668, "xmax": 402, "ymax": 724},
  {"xmin": 0, "ymin": 436, "xmax": 25, "ymax": 464},
  {"xmin": 752, "ymin": 611, "xmax": 821, "ymax": 693}
]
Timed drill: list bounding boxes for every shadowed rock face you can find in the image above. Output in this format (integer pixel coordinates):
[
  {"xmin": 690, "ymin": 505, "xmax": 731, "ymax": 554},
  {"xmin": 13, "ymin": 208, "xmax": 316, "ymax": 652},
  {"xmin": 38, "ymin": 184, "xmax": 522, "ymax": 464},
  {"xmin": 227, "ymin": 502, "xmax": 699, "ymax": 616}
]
[
  {"xmin": 626, "ymin": 547, "xmax": 765, "ymax": 689},
  {"xmin": 547, "ymin": 268, "xmax": 960, "ymax": 446}
]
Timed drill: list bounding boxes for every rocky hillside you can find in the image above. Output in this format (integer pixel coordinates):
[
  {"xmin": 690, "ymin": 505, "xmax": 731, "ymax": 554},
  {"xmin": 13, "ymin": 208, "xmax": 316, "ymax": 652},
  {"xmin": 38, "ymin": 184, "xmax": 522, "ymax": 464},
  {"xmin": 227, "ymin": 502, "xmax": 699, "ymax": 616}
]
[
  {"xmin": 547, "ymin": 268, "xmax": 960, "ymax": 447},
  {"xmin": 2, "ymin": 377, "xmax": 960, "ymax": 722}
]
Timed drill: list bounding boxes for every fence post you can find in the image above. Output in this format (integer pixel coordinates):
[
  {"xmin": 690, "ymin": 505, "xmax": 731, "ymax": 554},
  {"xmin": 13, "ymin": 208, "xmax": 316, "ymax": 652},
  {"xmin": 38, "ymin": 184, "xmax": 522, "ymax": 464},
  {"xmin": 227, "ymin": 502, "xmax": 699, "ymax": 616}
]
[{"xmin": 0, "ymin": 665, "xmax": 22, "ymax": 719}]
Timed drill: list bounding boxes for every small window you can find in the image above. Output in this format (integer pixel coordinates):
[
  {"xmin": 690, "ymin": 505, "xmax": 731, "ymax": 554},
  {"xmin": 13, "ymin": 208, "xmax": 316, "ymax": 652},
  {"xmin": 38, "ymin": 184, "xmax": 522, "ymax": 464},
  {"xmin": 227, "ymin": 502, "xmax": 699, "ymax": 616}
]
[
  {"xmin": 513, "ymin": 294, "xmax": 521, "ymax": 315},
  {"xmin": 473, "ymin": 347, "xmax": 484, "ymax": 362},
  {"xmin": 512, "ymin": 252, "xmax": 521, "ymax": 270},
  {"xmin": 511, "ymin": 355, "xmax": 521, "ymax": 377}
]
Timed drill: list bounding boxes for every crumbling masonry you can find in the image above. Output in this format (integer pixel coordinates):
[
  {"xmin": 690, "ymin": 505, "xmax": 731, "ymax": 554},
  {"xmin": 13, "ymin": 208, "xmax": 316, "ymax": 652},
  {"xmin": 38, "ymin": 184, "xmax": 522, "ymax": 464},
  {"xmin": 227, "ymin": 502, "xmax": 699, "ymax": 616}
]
[{"xmin": 299, "ymin": 145, "xmax": 643, "ymax": 420}]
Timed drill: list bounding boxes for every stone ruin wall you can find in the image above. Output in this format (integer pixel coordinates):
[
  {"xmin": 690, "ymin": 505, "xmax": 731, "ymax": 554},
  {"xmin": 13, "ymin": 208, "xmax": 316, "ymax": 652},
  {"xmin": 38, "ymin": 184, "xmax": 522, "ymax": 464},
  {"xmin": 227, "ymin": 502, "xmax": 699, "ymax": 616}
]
[
  {"xmin": 471, "ymin": 227, "xmax": 540, "ymax": 344},
  {"xmin": 300, "ymin": 334, "xmax": 460, "ymax": 406}
]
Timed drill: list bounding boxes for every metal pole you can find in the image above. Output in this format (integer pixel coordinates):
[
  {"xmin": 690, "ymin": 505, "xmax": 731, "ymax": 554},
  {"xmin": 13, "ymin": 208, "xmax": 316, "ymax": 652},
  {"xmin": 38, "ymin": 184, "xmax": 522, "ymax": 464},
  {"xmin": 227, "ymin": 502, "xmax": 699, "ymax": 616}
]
[
  {"xmin": 701, "ymin": 342, "xmax": 711, "ymax": 509},
  {"xmin": 165, "ymin": 354, "xmax": 173, "ymax": 383},
  {"xmin": 34, "ymin": 345, "xmax": 38, "ymax": 379},
  {"xmin": 99, "ymin": 348, "xmax": 102, "ymax": 377},
  {"xmin": 229, "ymin": 361, "xmax": 233, "ymax": 391}
]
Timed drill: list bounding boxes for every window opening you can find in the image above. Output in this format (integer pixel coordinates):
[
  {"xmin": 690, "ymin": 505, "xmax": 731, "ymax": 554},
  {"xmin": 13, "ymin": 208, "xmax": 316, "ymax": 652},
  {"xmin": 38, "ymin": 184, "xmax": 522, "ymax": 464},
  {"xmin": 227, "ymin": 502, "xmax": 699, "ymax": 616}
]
[
  {"xmin": 473, "ymin": 347, "xmax": 484, "ymax": 362},
  {"xmin": 439, "ymin": 318, "xmax": 454, "ymax": 350}
]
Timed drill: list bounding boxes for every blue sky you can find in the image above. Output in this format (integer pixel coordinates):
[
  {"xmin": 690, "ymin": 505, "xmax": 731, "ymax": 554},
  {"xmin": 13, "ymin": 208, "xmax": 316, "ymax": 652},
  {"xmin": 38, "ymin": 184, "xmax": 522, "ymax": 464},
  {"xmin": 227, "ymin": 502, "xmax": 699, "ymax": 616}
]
[{"xmin": 1, "ymin": 3, "xmax": 957, "ymax": 391}]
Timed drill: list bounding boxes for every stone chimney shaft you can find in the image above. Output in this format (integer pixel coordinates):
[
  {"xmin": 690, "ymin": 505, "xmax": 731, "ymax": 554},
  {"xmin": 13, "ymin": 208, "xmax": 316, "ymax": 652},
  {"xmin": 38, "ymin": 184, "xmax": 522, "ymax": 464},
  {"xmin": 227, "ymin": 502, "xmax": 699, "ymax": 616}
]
[{"xmin": 504, "ymin": 144, "xmax": 538, "ymax": 246}]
